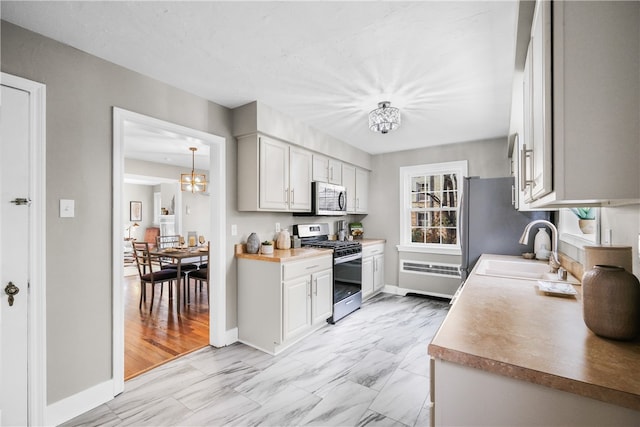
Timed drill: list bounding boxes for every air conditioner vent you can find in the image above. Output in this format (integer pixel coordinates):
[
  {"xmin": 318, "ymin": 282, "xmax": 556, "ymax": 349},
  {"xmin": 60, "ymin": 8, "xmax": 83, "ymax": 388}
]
[{"xmin": 400, "ymin": 260, "xmax": 461, "ymax": 278}]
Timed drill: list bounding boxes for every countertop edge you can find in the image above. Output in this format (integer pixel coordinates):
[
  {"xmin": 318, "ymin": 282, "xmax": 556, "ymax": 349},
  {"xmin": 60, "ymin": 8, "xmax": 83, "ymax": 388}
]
[
  {"xmin": 428, "ymin": 343, "xmax": 640, "ymax": 412},
  {"xmin": 428, "ymin": 253, "xmax": 640, "ymax": 413}
]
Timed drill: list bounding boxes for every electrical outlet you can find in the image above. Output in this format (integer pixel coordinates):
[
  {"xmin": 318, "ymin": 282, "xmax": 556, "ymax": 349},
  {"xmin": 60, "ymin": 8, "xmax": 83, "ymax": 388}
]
[
  {"xmin": 231, "ymin": 224, "xmax": 237, "ymax": 236},
  {"xmin": 275, "ymin": 222, "xmax": 281, "ymax": 232}
]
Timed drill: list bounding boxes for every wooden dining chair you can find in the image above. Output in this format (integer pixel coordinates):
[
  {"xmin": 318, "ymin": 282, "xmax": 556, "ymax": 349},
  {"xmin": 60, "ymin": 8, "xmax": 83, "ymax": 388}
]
[
  {"xmin": 132, "ymin": 241, "xmax": 185, "ymax": 312},
  {"xmin": 187, "ymin": 242, "xmax": 209, "ymax": 304}
]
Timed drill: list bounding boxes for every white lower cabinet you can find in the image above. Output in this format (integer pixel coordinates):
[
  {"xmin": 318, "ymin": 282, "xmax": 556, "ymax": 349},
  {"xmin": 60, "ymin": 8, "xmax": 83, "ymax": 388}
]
[
  {"xmin": 362, "ymin": 243, "xmax": 384, "ymax": 298},
  {"xmin": 238, "ymin": 254, "xmax": 333, "ymax": 354},
  {"xmin": 312, "ymin": 269, "xmax": 333, "ymax": 325},
  {"xmin": 432, "ymin": 358, "xmax": 640, "ymax": 426},
  {"xmin": 283, "ymin": 276, "xmax": 312, "ymax": 341}
]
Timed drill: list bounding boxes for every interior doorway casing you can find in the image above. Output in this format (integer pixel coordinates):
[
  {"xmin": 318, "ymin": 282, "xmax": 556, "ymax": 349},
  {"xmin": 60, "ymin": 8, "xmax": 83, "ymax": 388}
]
[{"xmin": 112, "ymin": 108, "xmax": 226, "ymax": 396}]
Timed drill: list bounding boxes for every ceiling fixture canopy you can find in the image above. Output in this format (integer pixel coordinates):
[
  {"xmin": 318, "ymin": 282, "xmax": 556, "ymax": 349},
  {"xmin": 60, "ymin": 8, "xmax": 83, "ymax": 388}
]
[
  {"xmin": 180, "ymin": 147, "xmax": 207, "ymax": 193},
  {"xmin": 368, "ymin": 101, "xmax": 401, "ymax": 134}
]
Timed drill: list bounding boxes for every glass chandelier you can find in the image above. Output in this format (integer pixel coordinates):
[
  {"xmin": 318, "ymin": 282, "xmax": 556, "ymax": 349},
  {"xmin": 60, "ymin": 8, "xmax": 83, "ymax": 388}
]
[
  {"xmin": 368, "ymin": 101, "xmax": 401, "ymax": 134},
  {"xmin": 180, "ymin": 147, "xmax": 207, "ymax": 193}
]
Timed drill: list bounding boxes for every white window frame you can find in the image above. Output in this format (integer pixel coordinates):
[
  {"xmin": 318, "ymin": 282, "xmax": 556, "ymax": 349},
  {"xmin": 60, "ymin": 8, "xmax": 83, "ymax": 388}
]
[{"xmin": 397, "ymin": 160, "xmax": 468, "ymax": 255}]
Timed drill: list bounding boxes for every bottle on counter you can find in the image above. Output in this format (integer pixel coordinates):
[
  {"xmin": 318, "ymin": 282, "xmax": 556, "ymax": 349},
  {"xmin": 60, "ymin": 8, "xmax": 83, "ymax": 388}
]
[
  {"xmin": 276, "ymin": 229, "xmax": 291, "ymax": 249},
  {"xmin": 534, "ymin": 228, "xmax": 551, "ymax": 260}
]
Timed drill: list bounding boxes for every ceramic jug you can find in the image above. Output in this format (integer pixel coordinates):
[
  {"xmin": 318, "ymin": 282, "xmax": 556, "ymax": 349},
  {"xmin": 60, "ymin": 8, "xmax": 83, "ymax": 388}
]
[
  {"xmin": 246, "ymin": 232, "xmax": 260, "ymax": 254},
  {"xmin": 276, "ymin": 229, "xmax": 291, "ymax": 249},
  {"xmin": 582, "ymin": 265, "xmax": 640, "ymax": 340}
]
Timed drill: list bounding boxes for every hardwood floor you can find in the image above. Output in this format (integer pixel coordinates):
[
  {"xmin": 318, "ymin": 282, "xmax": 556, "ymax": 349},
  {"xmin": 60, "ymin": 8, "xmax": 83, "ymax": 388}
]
[{"xmin": 124, "ymin": 274, "xmax": 209, "ymax": 380}]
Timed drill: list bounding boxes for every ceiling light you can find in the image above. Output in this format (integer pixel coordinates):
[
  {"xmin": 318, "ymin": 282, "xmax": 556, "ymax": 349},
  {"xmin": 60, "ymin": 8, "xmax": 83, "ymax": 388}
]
[
  {"xmin": 180, "ymin": 147, "xmax": 207, "ymax": 193},
  {"xmin": 368, "ymin": 101, "xmax": 401, "ymax": 134}
]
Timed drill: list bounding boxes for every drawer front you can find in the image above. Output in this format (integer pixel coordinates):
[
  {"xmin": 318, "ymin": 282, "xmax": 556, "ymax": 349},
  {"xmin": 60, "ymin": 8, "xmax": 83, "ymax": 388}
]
[
  {"xmin": 283, "ymin": 255, "xmax": 332, "ymax": 280},
  {"xmin": 362, "ymin": 243, "xmax": 384, "ymax": 258}
]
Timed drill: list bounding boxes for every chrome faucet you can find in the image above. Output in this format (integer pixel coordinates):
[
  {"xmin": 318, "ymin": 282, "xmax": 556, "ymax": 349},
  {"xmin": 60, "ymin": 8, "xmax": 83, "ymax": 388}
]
[{"xmin": 519, "ymin": 219, "xmax": 560, "ymax": 269}]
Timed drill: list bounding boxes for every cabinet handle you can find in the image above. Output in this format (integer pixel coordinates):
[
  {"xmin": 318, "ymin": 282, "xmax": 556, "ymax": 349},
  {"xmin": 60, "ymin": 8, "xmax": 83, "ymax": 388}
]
[
  {"xmin": 285, "ymin": 188, "xmax": 289, "ymax": 204},
  {"xmin": 314, "ymin": 278, "xmax": 318, "ymax": 296},
  {"xmin": 520, "ymin": 146, "xmax": 534, "ymax": 192},
  {"xmin": 291, "ymin": 188, "xmax": 295, "ymax": 204}
]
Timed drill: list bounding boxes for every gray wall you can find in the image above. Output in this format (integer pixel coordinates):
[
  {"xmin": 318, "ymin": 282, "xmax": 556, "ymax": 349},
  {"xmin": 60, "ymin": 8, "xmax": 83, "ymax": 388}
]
[
  {"xmin": 1, "ymin": 22, "xmax": 237, "ymax": 404},
  {"xmin": 364, "ymin": 138, "xmax": 510, "ymax": 286},
  {"xmin": 122, "ymin": 184, "xmax": 154, "ymax": 240},
  {"xmin": 0, "ymin": 21, "xmax": 372, "ymax": 405}
]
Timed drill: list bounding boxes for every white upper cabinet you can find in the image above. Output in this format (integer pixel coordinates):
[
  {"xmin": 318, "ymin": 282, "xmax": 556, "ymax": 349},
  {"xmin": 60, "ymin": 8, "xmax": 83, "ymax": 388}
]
[
  {"xmin": 528, "ymin": 0, "xmax": 553, "ymax": 202},
  {"xmin": 289, "ymin": 146, "xmax": 313, "ymax": 211},
  {"xmin": 312, "ymin": 154, "xmax": 342, "ymax": 184},
  {"xmin": 238, "ymin": 134, "xmax": 312, "ymax": 212},
  {"xmin": 519, "ymin": 0, "xmax": 640, "ymax": 207},
  {"xmin": 342, "ymin": 164, "xmax": 369, "ymax": 214}
]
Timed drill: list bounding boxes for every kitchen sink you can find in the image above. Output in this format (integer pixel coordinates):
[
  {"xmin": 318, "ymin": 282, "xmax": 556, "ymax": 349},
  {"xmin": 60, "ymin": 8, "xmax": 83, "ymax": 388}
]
[{"xmin": 475, "ymin": 258, "xmax": 580, "ymax": 284}]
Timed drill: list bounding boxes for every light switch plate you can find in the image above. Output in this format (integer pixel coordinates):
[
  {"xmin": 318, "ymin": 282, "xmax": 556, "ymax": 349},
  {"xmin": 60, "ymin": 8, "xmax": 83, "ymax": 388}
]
[
  {"xmin": 231, "ymin": 224, "xmax": 237, "ymax": 236},
  {"xmin": 60, "ymin": 199, "xmax": 75, "ymax": 218}
]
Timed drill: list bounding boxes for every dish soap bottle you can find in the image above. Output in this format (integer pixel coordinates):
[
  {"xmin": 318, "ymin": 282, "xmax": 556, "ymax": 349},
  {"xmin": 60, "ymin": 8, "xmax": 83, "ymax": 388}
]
[{"xmin": 534, "ymin": 228, "xmax": 551, "ymax": 260}]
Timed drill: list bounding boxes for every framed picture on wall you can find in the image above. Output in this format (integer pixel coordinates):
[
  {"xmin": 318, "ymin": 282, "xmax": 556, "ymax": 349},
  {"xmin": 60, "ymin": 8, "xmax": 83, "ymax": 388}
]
[{"xmin": 130, "ymin": 201, "xmax": 142, "ymax": 221}]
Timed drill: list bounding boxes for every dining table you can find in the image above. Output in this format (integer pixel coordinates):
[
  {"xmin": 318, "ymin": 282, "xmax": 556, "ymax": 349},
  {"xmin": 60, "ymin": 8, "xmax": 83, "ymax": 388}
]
[{"xmin": 149, "ymin": 246, "xmax": 208, "ymax": 312}]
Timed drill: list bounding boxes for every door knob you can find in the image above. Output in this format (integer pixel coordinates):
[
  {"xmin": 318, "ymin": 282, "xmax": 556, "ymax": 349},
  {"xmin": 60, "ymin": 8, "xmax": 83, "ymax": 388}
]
[{"xmin": 5, "ymin": 282, "xmax": 20, "ymax": 307}]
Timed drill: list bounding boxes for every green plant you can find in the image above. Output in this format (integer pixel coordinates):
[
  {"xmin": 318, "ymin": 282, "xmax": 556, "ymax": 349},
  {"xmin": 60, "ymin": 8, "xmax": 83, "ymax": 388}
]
[
  {"xmin": 570, "ymin": 208, "xmax": 595, "ymax": 220},
  {"xmin": 262, "ymin": 240, "xmax": 273, "ymax": 245}
]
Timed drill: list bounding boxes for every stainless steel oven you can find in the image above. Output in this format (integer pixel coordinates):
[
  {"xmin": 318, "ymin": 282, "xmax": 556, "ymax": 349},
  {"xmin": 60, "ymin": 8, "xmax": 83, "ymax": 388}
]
[{"xmin": 293, "ymin": 223, "xmax": 362, "ymax": 323}]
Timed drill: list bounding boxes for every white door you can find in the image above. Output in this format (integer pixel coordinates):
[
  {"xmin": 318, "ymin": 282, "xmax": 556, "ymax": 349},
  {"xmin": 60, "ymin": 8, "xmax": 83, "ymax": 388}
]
[
  {"xmin": 289, "ymin": 146, "xmax": 312, "ymax": 212},
  {"xmin": 1, "ymin": 84, "xmax": 30, "ymax": 426},
  {"xmin": 283, "ymin": 276, "xmax": 311, "ymax": 341}
]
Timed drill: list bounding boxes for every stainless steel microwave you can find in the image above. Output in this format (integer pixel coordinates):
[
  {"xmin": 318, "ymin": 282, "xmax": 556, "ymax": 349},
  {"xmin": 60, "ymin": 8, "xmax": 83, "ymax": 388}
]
[{"xmin": 312, "ymin": 182, "xmax": 347, "ymax": 216}]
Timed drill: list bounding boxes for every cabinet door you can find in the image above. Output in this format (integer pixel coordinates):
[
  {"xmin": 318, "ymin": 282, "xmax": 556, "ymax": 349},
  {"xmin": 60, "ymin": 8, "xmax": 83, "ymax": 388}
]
[
  {"xmin": 312, "ymin": 269, "xmax": 333, "ymax": 325},
  {"xmin": 312, "ymin": 154, "xmax": 329, "ymax": 183},
  {"xmin": 259, "ymin": 136, "xmax": 289, "ymax": 210},
  {"xmin": 521, "ymin": 42, "xmax": 535, "ymax": 203},
  {"xmin": 342, "ymin": 164, "xmax": 357, "ymax": 214},
  {"xmin": 361, "ymin": 256, "xmax": 374, "ymax": 297},
  {"xmin": 289, "ymin": 146, "xmax": 312, "ymax": 211},
  {"xmin": 283, "ymin": 276, "xmax": 311, "ymax": 341},
  {"xmin": 328, "ymin": 159, "xmax": 342, "ymax": 185},
  {"xmin": 373, "ymin": 254, "xmax": 384, "ymax": 291},
  {"xmin": 529, "ymin": 0, "xmax": 553, "ymax": 201},
  {"xmin": 355, "ymin": 168, "xmax": 369, "ymax": 213}
]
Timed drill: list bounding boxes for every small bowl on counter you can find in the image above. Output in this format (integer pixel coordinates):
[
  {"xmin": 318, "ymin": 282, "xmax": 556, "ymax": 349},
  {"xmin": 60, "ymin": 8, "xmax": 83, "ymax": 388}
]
[{"xmin": 522, "ymin": 252, "xmax": 535, "ymax": 260}]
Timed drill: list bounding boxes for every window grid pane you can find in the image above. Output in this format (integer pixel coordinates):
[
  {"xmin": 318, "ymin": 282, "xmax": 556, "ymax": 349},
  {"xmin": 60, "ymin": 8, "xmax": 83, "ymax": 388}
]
[{"xmin": 408, "ymin": 171, "xmax": 459, "ymax": 246}]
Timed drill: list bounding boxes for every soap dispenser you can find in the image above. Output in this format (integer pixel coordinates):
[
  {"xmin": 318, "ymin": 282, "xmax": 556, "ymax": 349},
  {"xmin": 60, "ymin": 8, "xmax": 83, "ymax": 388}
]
[{"xmin": 534, "ymin": 228, "xmax": 551, "ymax": 260}]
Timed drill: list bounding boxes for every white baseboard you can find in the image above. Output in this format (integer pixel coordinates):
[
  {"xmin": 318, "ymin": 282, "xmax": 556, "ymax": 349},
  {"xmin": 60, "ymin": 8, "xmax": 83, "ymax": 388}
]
[
  {"xmin": 384, "ymin": 284, "xmax": 453, "ymax": 299},
  {"xmin": 46, "ymin": 379, "xmax": 114, "ymax": 427},
  {"xmin": 224, "ymin": 327, "xmax": 238, "ymax": 345}
]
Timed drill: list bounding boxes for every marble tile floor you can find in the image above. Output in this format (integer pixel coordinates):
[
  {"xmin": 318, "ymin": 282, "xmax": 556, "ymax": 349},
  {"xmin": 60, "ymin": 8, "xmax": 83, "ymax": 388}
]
[{"xmin": 63, "ymin": 293, "xmax": 450, "ymax": 427}]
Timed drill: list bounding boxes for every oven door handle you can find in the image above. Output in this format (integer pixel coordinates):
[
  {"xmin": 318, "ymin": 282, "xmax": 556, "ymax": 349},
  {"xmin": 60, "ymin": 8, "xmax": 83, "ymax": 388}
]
[{"xmin": 334, "ymin": 252, "xmax": 362, "ymax": 264}]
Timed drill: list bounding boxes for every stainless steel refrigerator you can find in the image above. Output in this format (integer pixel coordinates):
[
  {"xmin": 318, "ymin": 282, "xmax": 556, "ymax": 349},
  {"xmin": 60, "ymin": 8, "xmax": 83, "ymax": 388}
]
[{"xmin": 460, "ymin": 176, "xmax": 550, "ymax": 280}]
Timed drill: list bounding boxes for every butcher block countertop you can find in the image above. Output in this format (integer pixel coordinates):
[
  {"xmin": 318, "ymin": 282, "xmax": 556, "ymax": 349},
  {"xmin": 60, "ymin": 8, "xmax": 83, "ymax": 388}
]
[
  {"xmin": 429, "ymin": 254, "xmax": 640, "ymax": 412},
  {"xmin": 359, "ymin": 238, "xmax": 386, "ymax": 246},
  {"xmin": 235, "ymin": 244, "xmax": 332, "ymax": 263}
]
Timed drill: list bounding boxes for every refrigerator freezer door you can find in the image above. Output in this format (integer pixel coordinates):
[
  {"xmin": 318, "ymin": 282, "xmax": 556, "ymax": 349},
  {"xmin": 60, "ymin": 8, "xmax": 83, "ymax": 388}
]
[{"xmin": 460, "ymin": 177, "xmax": 549, "ymax": 280}]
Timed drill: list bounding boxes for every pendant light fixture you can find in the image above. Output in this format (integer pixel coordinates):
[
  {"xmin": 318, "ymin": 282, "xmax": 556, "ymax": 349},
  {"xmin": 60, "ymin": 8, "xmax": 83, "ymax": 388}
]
[
  {"xmin": 180, "ymin": 147, "xmax": 207, "ymax": 193},
  {"xmin": 368, "ymin": 101, "xmax": 401, "ymax": 134}
]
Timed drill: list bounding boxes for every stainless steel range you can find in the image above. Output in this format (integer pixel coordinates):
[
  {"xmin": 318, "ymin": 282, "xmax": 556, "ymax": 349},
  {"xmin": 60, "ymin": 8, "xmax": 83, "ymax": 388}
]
[{"xmin": 293, "ymin": 223, "xmax": 362, "ymax": 323}]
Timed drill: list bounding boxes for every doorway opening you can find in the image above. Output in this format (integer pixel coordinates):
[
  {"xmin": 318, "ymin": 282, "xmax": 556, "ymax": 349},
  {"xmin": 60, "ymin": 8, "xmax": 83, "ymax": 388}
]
[{"xmin": 112, "ymin": 108, "xmax": 226, "ymax": 395}]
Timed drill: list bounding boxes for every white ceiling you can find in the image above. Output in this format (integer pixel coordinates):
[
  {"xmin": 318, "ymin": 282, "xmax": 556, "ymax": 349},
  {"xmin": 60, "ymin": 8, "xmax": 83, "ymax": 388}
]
[{"xmin": 1, "ymin": 1, "xmax": 520, "ymax": 155}]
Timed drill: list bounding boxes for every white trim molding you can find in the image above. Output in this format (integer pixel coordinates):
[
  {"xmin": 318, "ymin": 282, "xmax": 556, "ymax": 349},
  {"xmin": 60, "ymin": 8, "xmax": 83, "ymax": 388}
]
[
  {"xmin": 399, "ymin": 160, "xmax": 468, "ymax": 252},
  {"xmin": 45, "ymin": 380, "xmax": 113, "ymax": 427},
  {"xmin": 1, "ymin": 72, "xmax": 47, "ymax": 426},
  {"xmin": 112, "ymin": 108, "xmax": 227, "ymax": 397}
]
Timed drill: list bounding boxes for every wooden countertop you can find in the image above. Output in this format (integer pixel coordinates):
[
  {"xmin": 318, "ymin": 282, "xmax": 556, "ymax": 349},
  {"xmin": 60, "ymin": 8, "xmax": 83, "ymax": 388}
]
[
  {"xmin": 429, "ymin": 253, "xmax": 640, "ymax": 412},
  {"xmin": 359, "ymin": 238, "xmax": 386, "ymax": 246},
  {"xmin": 235, "ymin": 244, "xmax": 332, "ymax": 263}
]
